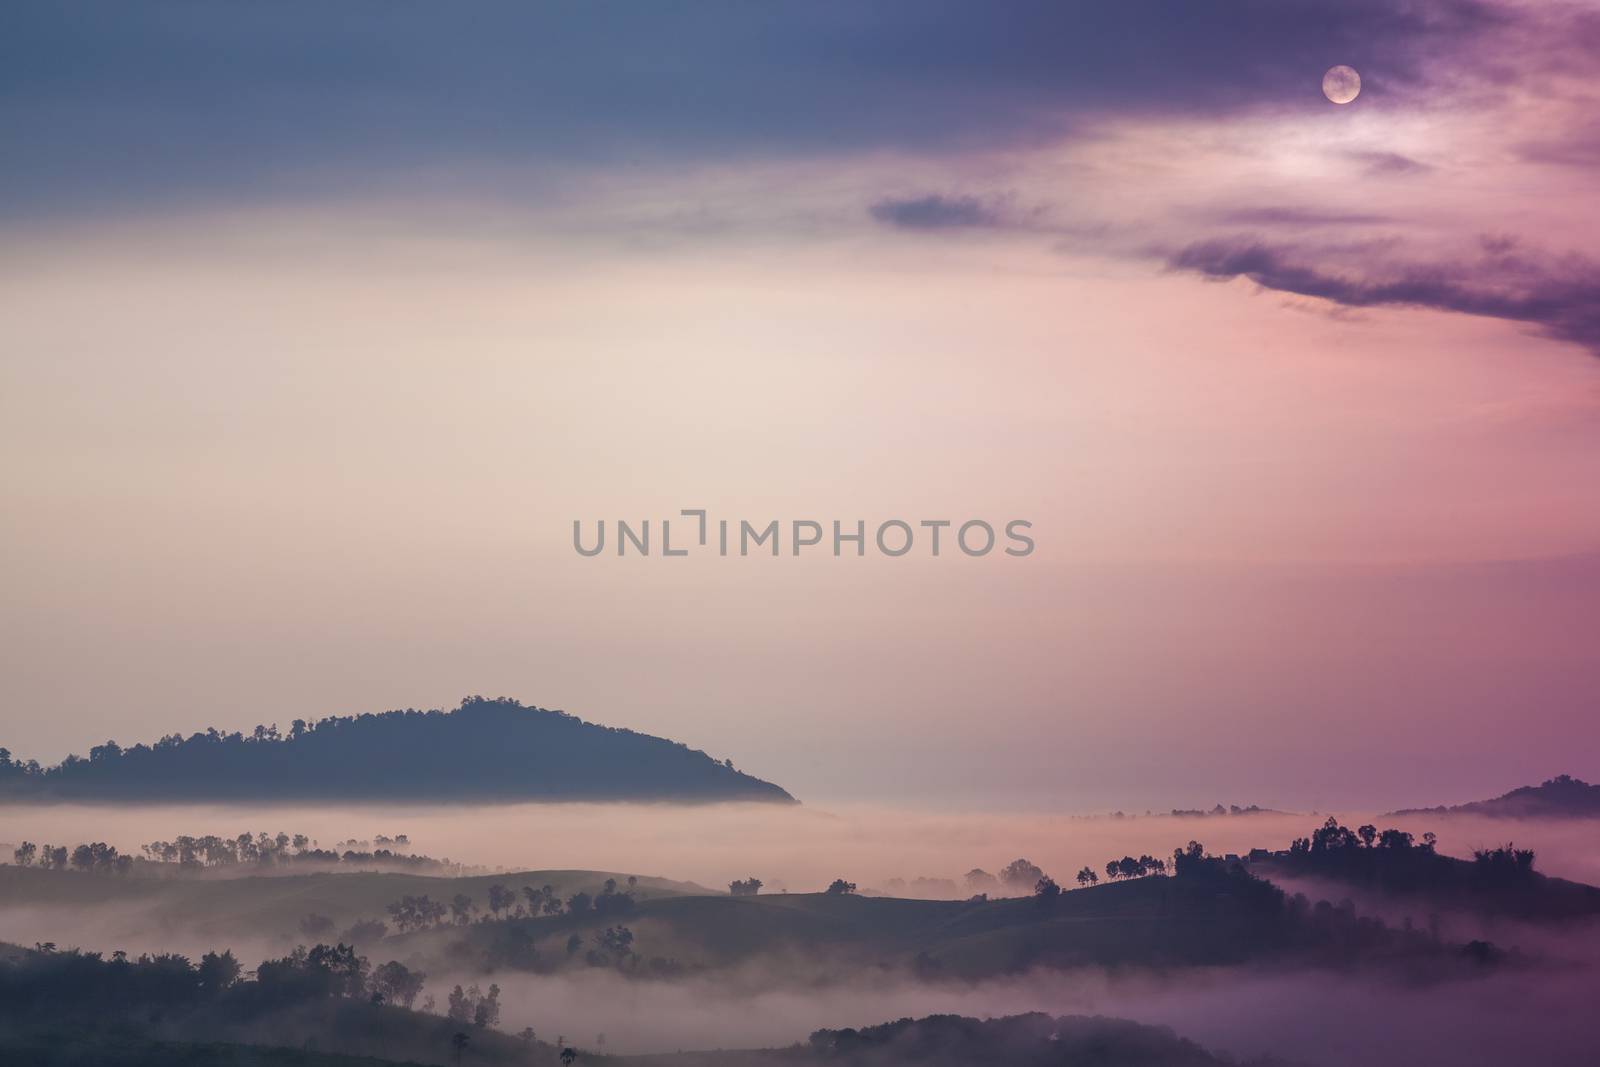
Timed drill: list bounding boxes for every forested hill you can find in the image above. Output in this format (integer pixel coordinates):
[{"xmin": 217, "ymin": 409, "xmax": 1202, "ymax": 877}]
[
  {"xmin": 0, "ymin": 697, "xmax": 796, "ymax": 804},
  {"xmin": 1389, "ymin": 775, "xmax": 1600, "ymax": 818}
]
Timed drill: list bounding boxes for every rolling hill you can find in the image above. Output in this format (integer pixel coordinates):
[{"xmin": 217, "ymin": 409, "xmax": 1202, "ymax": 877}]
[
  {"xmin": 1389, "ymin": 774, "xmax": 1600, "ymax": 818},
  {"xmin": 396, "ymin": 865, "xmax": 1496, "ymax": 981},
  {"xmin": 0, "ymin": 696, "xmax": 794, "ymax": 804}
]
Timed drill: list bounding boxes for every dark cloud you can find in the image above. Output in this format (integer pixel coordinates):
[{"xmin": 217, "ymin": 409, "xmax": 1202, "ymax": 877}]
[
  {"xmin": 869, "ymin": 195, "xmax": 1004, "ymax": 231},
  {"xmin": 0, "ymin": 0, "xmax": 1508, "ymax": 222},
  {"xmin": 1168, "ymin": 236, "xmax": 1600, "ymax": 356}
]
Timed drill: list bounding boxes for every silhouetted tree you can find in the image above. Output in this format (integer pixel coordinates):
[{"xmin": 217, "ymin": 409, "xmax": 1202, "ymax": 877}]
[
  {"xmin": 447, "ymin": 984, "xmax": 471, "ymax": 1023},
  {"xmin": 371, "ymin": 960, "xmax": 425, "ymax": 1008},
  {"xmin": 826, "ymin": 879, "xmax": 857, "ymax": 895},
  {"xmin": 1171, "ymin": 841, "xmax": 1210, "ymax": 878},
  {"xmin": 197, "ymin": 950, "xmax": 241, "ymax": 994},
  {"xmin": 963, "ymin": 868, "xmax": 999, "ymax": 894},
  {"xmin": 473, "ymin": 982, "xmax": 501, "ymax": 1028},
  {"xmin": 487, "ymin": 883, "xmax": 515, "ymax": 918},
  {"xmin": 998, "ymin": 858, "xmax": 1045, "ymax": 893}
]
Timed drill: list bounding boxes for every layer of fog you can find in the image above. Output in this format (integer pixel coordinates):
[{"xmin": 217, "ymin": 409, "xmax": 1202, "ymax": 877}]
[
  {"xmin": 430, "ymin": 963, "xmax": 1600, "ymax": 1066},
  {"xmin": 6, "ymin": 803, "xmax": 1600, "ymax": 1064},
  {"xmin": 6, "ymin": 802, "xmax": 1598, "ymax": 895}
]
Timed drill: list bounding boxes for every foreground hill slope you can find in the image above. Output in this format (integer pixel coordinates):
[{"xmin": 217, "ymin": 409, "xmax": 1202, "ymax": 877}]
[{"xmin": 0, "ymin": 696, "xmax": 794, "ymax": 804}]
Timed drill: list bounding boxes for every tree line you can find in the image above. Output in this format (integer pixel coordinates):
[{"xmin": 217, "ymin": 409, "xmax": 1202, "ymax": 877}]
[
  {"xmin": 9, "ymin": 830, "xmax": 459, "ymax": 875},
  {"xmin": 385, "ymin": 877, "xmax": 640, "ymax": 934}
]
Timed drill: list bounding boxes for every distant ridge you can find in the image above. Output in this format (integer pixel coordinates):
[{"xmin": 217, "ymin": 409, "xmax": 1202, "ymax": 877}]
[
  {"xmin": 0, "ymin": 696, "xmax": 796, "ymax": 804},
  {"xmin": 1389, "ymin": 775, "xmax": 1600, "ymax": 818}
]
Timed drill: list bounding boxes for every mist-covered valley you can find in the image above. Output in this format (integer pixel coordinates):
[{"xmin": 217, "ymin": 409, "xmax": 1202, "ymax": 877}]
[{"xmin": 5, "ymin": 795, "xmax": 1600, "ymax": 1066}]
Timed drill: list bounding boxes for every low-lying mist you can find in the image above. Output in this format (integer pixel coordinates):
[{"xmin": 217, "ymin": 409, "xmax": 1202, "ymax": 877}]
[
  {"xmin": 5, "ymin": 800, "xmax": 1600, "ymax": 1065},
  {"xmin": 427, "ymin": 962, "xmax": 1600, "ymax": 1065},
  {"xmin": 5, "ymin": 801, "xmax": 1597, "ymax": 895}
]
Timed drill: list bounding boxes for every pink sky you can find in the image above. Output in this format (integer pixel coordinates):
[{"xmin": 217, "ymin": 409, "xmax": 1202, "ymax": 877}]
[{"xmin": 3, "ymin": 1, "xmax": 1599, "ymax": 809}]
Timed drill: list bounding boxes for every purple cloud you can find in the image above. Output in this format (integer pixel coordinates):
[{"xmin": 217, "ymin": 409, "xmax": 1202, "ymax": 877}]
[
  {"xmin": 1169, "ymin": 236, "xmax": 1600, "ymax": 355},
  {"xmin": 869, "ymin": 195, "xmax": 1005, "ymax": 231}
]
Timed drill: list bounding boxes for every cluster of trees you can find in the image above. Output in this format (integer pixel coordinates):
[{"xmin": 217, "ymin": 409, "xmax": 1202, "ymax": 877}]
[
  {"xmin": 583, "ymin": 926, "xmax": 636, "ymax": 968},
  {"xmin": 478, "ymin": 921, "xmax": 684, "ymax": 979},
  {"xmin": 998, "ymin": 859, "xmax": 1046, "ymax": 893},
  {"xmin": 0, "ymin": 696, "xmax": 794, "ymax": 803},
  {"xmin": 385, "ymin": 878, "xmax": 640, "ymax": 935},
  {"xmin": 1472, "ymin": 844, "xmax": 1536, "ymax": 879},
  {"xmin": 8, "ymin": 830, "xmax": 454, "ymax": 876},
  {"xmin": 1289, "ymin": 817, "xmax": 1441, "ymax": 857},
  {"xmin": 915, "ymin": 841, "xmax": 1273, "ymax": 904},
  {"xmin": 1061, "ymin": 842, "xmax": 1213, "ymax": 893},
  {"xmin": 729, "ymin": 877, "xmax": 763, "ymax": 896},
  {"xmin": 0, "ymin": 941, "xmax": 425, "ymax": 1020},
  {"xmin": 446, "ymin": 981, "xmax": 501, "ymax": 1027},
  {"xmin": 1282, "ymin": 817, "xmax": 1549, "ymax": 902},
  {"xmin": 826, "ymin": 878, "xmax": 858, "ymax": 895},
  {"xmin": 961, "ymin": 860, "xmax": 1059, "ymax": 899},
  {"xmin": 10, "ymin": 841, "xmax": 126, "ymax": 873},
  {"xmin": 963, "ymin": 868, "xmax": 1000, "ymax": 894},
  {"xmin": 386, "ymin": 894, "xmax": 451, "ymax": 932},
  {"xmin": 1103, "ymin": 854, "xmax": 1169, "ymax": 881},
  {"xmin": 1169, "ymin": 804, "xmax": 1271, "ymax": 817}
]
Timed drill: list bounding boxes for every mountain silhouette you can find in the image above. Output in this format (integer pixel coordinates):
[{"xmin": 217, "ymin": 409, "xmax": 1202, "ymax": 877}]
[
  {"xmin": 0, "ymin": 696, "xmax": 795, "ymax": 804},
  {"xmin": 1389, "ymin": 775, "xmax": 1600, "ymax": 818}
]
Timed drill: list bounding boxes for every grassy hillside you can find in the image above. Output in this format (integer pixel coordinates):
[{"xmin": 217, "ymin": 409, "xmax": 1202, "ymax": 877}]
[
  {"xmin": 0, "ymin": 866, "xmax": 709, "ymax": 944},
  {"xmin": 400, "ymin": 868, "xmax": 1489, "ymax": 980}
]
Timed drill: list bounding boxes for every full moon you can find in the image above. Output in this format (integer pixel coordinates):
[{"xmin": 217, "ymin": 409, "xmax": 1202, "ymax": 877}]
[{"xmin": 1323, "ymin": 64, "xmax": 1361, "ymax": 104}]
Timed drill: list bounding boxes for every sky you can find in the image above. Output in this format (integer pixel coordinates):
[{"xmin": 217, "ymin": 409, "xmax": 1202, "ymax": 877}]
[{"xmin": 3, "ymin": 1, "xmax": 1600, "ymax": 810}]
